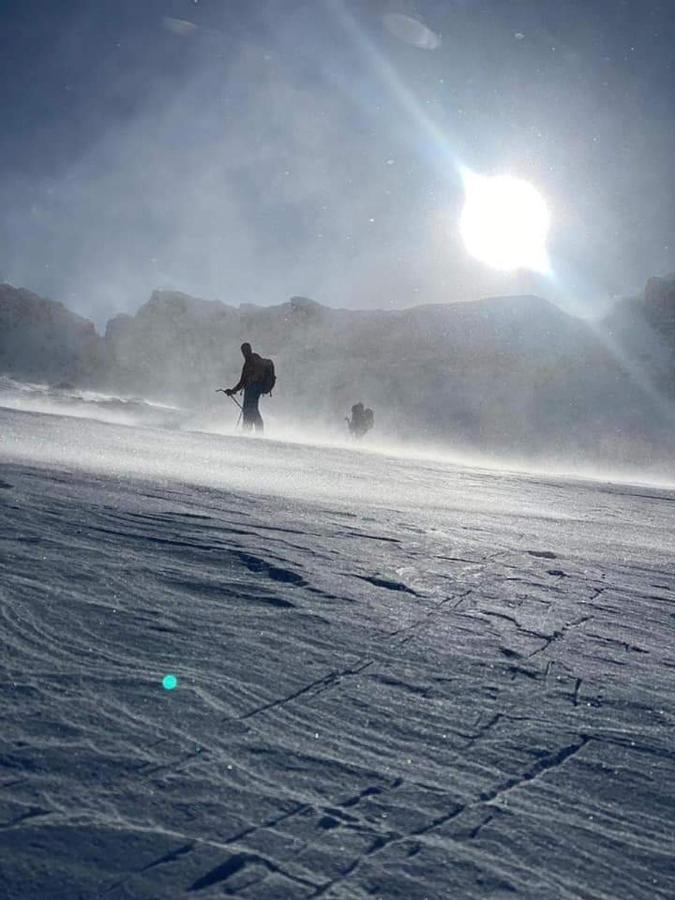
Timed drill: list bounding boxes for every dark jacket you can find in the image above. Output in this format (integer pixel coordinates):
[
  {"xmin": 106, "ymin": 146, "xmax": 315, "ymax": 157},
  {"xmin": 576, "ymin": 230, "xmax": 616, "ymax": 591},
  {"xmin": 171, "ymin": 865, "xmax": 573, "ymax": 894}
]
[{"xmin": 232, "ymin": 352, "xmax": 267, "ymax": 393}]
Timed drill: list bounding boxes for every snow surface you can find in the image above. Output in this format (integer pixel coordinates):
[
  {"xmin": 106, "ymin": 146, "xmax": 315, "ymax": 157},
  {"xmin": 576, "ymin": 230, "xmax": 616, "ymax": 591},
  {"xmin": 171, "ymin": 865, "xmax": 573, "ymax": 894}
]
[{"xmin": 1, "ymin": 404, "xmax": 674, "ymax": 899}]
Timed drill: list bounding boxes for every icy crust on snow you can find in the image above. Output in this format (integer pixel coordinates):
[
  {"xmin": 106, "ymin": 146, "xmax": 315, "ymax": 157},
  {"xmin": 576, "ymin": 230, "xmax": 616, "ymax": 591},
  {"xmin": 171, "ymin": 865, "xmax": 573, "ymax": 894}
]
[{"xmin": 0, "ymin": 410, "xmax": 674, "ymax": 898}]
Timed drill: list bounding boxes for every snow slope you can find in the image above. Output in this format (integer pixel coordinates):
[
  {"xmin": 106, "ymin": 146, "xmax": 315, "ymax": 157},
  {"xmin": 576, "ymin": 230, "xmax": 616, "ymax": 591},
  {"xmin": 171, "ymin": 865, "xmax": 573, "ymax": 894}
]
[{"xmin": 1, "ymin": 406, "xmax": 674, "ymax": 899}]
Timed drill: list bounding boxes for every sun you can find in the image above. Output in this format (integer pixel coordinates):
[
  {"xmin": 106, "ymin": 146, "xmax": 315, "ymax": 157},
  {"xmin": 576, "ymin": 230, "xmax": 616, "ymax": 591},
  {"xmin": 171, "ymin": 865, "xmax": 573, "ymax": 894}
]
[{"xmin": 459, "ymin": 172, "xmax": 551, "ymax": 273}]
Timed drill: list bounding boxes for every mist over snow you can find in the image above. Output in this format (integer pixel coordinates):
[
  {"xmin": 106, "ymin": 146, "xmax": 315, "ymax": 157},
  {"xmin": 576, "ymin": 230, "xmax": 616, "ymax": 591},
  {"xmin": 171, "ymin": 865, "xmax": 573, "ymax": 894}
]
[{"xmin": 2, "ymin": 276, "xmax": 675, "ymax": 481}]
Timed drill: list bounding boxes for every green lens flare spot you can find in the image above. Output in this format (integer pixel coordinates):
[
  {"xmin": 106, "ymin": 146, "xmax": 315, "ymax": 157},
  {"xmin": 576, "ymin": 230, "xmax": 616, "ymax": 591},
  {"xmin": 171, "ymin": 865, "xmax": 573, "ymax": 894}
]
[{"xmin": 162, "ymin": 674, "xmax": 178, "ymax": 691}]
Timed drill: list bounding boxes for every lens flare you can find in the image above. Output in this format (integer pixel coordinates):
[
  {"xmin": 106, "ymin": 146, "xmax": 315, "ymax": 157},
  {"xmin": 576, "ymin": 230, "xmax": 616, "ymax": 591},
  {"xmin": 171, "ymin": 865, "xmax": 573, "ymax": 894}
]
[
  {"xmin": 383, "ymin": 13, "xmax": 441, "ymax": 50},
  {"xmin": 459, "ymin": 172, "xmax": 551, "ymax": 273}
]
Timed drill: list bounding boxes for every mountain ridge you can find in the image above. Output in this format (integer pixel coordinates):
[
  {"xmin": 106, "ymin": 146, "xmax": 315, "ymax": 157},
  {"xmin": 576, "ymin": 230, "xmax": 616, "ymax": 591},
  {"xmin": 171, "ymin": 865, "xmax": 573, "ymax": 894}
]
[{"xmin": 1, "ymin": 279, "xmax": 673, "ymax": 466}]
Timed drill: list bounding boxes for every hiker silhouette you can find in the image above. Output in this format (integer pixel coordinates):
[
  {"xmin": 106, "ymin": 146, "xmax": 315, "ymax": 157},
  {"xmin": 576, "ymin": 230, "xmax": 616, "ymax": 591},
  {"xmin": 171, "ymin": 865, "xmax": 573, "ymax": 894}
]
[
  {"xmin": 346, "ymin": 402, "xmax": 374, "ymax": 438},
  {"xmin": 224, "ymin": 343, "xmax": 275, "ymax": 433}
]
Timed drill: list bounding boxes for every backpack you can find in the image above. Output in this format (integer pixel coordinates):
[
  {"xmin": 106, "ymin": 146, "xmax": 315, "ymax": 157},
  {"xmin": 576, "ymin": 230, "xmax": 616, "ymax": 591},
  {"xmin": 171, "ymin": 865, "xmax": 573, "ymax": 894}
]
[{"xmin": 260, "ymin": 358, "xmax": 276, "ymax": 395}]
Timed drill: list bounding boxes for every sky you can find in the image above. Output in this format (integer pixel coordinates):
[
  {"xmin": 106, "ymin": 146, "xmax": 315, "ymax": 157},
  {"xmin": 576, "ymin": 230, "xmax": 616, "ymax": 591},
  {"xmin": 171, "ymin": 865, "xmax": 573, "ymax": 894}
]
[{"xmin": 1, "ymin": 0, "xmax": 674, "ymax": 325}]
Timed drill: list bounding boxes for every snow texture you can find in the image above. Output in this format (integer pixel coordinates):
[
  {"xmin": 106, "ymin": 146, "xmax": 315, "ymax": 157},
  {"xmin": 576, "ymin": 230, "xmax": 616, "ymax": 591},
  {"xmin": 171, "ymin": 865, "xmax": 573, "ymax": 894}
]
[{"xmin": 1, "ymin": 405, "xmax": 674, "ymax": 899}]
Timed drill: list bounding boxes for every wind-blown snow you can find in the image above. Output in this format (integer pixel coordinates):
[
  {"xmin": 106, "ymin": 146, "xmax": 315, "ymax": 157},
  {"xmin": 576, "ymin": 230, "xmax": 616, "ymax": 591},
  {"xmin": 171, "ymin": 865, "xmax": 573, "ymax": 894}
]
[
  {"xmin": 0, "ymin": 376, "xmax": 184, "ymax": 430},
  {"xmin": 1, "ymin": 405, "xmax": 674, "ymax": 898}
]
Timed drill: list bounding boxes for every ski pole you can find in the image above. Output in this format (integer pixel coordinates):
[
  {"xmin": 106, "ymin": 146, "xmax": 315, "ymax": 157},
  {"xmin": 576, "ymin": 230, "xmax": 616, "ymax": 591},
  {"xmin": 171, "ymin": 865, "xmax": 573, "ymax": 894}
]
[
  {"xmin": 216, "ymin": 389, "xmax": 244, "ymax": 427},
  {"xmin": 230, "ymin": 395, "xmax": 243, "ymax": 427},
  {"xmin": 216, "ymin": 388, "xmax": 243, "ymax": 409},
  {"xmin": 229, "ymin": 398, "xmax": 243, "ymax": 428}
]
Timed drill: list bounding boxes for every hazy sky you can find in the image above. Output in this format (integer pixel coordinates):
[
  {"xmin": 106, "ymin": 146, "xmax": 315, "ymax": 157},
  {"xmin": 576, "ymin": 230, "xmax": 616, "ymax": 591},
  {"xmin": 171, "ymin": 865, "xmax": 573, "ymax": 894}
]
[{"xmin": 1, "ymin": 0, "xmax": 674, "ymax": 324}]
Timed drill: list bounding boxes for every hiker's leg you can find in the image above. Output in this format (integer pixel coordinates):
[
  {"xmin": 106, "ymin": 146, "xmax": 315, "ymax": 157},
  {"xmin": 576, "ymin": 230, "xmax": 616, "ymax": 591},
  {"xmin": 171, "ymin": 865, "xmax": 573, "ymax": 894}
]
[
  {"xmin": 243, "ymin": 386, "xmax": 263, "ymax": 433},
  {"xmin": 251, "ymin": 387, "xmax": 264, "ymax": 433},
  {"xmin": 242, "ymin": 388, "xmax": 255, "ymax": 431}
]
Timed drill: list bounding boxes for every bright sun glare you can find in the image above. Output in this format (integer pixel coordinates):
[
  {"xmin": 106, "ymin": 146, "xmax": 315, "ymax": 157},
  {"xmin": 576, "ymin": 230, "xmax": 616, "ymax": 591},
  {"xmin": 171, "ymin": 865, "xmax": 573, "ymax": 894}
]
[{"xmin": 459, "ymin": 172, "xmax": 551, "ymax": 273}]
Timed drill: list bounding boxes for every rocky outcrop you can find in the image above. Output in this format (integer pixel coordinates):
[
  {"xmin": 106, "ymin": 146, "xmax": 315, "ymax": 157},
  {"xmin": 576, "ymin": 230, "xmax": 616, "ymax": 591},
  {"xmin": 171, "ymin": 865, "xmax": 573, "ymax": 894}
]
[
  {"xmin": 645, "ymin": 274, "xmax": 675, "ymax": 306},
  {"xmin": 0, "ymin": 283, "xmax": 107, "ymax": 385},
  {"xmin": 603, "ymin": 275, "xmax": 675, "ymax": 393},
  {"xmin": 644, "ymin": 275, "xmax": 675, "ymax": 340}
]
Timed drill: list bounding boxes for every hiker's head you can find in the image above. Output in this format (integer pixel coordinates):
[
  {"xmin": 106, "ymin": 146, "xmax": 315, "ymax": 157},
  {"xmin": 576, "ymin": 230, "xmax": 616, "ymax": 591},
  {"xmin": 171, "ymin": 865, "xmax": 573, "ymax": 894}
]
[{"xmin": 240, "ymin": 342, "xmax": 252, "ymax": 359}]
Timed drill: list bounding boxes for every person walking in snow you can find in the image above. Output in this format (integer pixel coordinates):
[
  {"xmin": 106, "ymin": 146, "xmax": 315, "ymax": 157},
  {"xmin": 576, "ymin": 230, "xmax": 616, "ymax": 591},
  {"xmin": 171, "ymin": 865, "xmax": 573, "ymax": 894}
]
[
  {"xmin": 223, "ymin": 342, "xmax": 275, "ymax": 433},
  {"xmin": 346, "ymin": 402, "xmax": 374, "ymax": 439}
]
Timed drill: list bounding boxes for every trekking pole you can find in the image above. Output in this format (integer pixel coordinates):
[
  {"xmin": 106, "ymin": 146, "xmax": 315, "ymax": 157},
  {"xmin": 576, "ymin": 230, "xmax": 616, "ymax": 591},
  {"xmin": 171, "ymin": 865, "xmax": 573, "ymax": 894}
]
[{"xmin": 216, "ymin": 389, "xmax": 243, "ymax": 428}]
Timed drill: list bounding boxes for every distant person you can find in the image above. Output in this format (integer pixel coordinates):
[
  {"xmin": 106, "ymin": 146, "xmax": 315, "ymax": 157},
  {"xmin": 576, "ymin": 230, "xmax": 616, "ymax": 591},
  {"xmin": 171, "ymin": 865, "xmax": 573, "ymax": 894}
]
[
  {"xmin": 346, "ymin": 402, "xmax": 374, "ymax": 438},
  {"xmin": 224, "ymin": 343, "xmax": 275, "ymax": 433},
  {"xmin": 347, "ymin": 402, "xmax": 364, "ymax": 436}
]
